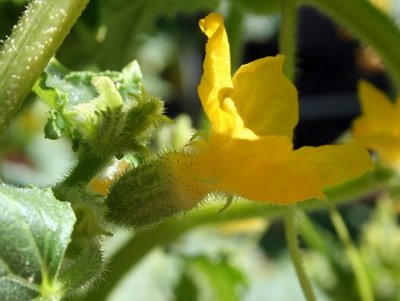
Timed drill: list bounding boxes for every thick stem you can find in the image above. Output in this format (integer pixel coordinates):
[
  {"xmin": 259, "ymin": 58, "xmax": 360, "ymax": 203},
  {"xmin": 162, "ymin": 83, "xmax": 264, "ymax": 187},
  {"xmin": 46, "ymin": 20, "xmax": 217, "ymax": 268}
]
[
  {"xmin": 53, "ymin": 152, "xmax": 111, "ymax": 201},
  {"xmin": 284, "ymin": 206, "xmax": 317, "ymax": 301},
  {"xmin": 328, "ymin": 204, "xmax": 374, "ymax": 301},
  {"xmin": 0, "ymin": 0, "xmax": 90, "ymax": 136},
  {"xmin": 62, "ymin": 154, "xmax": 111, "ymax": 187},
  {"xmin": 300, "ymin": 0, "xmax": 400, "ymax": 90}
]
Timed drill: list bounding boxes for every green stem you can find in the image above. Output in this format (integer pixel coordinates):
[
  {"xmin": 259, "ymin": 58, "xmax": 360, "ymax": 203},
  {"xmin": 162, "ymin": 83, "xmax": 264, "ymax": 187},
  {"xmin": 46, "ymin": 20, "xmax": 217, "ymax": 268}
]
[
  {"xmin": 83, "ymin": 168, "xmax": 391, "ymax": 300},
  {"xmin": 328, "ymin": 204, "xmax": 374, "ymax": 301},
  {"xmin": 279, "ymin": 1, "xmax": 317, "ymax": 299},
  {"xmin": 279, "ymin": 0, "xmax": 298, "ymax": 80},
  {"xmin": 284, "ymin": 206, "xmax": 317, "ymax": 301},
  {"xmin": 63, "ymin": 154, "xmax": 111, "ymax": 186},
  {"xmin": 226, "ymin": 3, "xmax": 245, "ymax": 70},
  {"xmin": 53, "ymin": 152, "xmax": 111, "ymax": 201},
  {"xmin": 297, "ymin": 211, "xmax": 330, "ymax": 254},
  {"xmin": 0, "ymin": 0, "xmax": 89, "ymax": 137},
  {"xmin": 300, "ymin": 0, "xmax": 400, "ymax": 90}
]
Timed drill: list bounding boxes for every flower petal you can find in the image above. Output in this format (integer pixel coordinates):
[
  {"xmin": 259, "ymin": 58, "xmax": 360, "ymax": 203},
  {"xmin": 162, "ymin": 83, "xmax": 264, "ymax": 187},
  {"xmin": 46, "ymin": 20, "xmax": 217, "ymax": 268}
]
[
  {"xmin": 231, "ymin": 55, "xmax": 298, "ymax": 138},
  {"xmin": 291, "ymin": 144, "xmax": 374, "ymax": 188},
  {"xmin": 353, "ymin": 81, "xmax": 400, "ymax": 165},
  {"xmin": 198, "ymin": 136, "xmax": 322, "ymax": 204},
  {"xmin": 358, "ymin": 80, "xmax": 397, "ymax": 125},
  {"xmin": 352, "ymin": 127, "xmax": 400, "ymax": 165},
  {"xmin": 198, "ymin": 13, "xmax": 233, "ymax": 131},
  {"xmin": 184, "ymin": 136, "xmax": 373, "ymax": 204}
]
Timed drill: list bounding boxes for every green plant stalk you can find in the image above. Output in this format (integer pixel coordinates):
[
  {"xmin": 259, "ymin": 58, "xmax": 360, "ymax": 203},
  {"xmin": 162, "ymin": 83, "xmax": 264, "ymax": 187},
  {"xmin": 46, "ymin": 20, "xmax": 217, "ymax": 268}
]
[
  {"xmin": 60, "ymin": 152, "xmax": 112, "ymax": 187},
  {"xmin": 279, "ymin": 0, "xmax": 298, "ymax": 80},
  {"xmin": 84, "ymin": 169, "xmax": 390, "ymax": 300},
  {"xmin": 297, "ymin": 210, "xmax": 330, "ymax": 253},
  {"xmin": 0, "ymin": 0, "xmax": 90, "ymax": 136},
  {"xmin": 284, "ymin": 206, "xmax": 317, "ymax": 301},
  {"xmin": 300, "ymin": 0, "xmax": 400, "ymax": 90},
  {"xmin": 279, "ymin": 0, "xmax": 317, "ymax": 299},
  {"xmin": 52, "ymin": 152, "xmax": 112, "ymax": 203},
  {"xmin": 328, "ymin": 204, "xmax": 374, "ymax": 301},
  {"xmin": 226, "ymin": 3, "xmax": 245, "ymax": 70}
]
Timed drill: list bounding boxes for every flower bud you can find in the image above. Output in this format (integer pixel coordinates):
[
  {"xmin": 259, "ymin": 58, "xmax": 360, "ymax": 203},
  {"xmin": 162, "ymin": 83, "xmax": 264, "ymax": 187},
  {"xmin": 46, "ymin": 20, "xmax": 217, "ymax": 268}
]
[{"xmin": 106, "ymin": 152, "xmax": 209, "ymax": 227}]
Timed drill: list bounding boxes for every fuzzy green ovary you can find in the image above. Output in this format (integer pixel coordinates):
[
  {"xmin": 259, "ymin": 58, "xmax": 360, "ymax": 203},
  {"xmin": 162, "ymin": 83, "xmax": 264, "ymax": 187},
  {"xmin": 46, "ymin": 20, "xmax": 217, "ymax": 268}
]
[{"xmin": 106, "ymin": 154, "xmax": 207, "ymax": 227}]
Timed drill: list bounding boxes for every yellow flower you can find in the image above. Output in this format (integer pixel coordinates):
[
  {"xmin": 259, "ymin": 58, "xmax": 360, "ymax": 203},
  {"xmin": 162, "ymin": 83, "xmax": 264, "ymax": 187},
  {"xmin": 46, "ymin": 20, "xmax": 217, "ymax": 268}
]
[
  {"xmin": 105, "ymin": 13, "xmax": 375, "ymax": 227},
  {"xmin": 353, "ymin": 80, "xmax": 400, "ymax": 167},
  {"xmin": 169, "ymin": 12, "xmax": 373, "ymax": 205}
]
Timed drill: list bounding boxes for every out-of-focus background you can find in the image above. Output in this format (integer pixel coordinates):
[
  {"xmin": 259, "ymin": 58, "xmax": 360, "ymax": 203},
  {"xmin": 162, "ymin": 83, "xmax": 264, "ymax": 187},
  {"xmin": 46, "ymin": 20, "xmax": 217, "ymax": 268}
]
[{"xmin": 1, "ymin": 0, "xmax": 400, "ymax": 300}]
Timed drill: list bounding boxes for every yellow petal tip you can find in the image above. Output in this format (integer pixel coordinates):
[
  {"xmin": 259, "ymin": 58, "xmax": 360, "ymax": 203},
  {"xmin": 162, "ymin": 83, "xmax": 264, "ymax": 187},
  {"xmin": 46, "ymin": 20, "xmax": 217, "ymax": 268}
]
[{"xmin": 199, "ymin": 12, "xmax": 224, "ymax": 38}]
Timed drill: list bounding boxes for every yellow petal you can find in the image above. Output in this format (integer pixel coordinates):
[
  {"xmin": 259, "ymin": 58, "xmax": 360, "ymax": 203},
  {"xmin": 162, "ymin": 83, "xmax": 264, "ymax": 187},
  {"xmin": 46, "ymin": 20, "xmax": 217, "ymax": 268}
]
[
  {"xmin": 213, "ymin": 92, "xmax": 250, "ymax": 136},
  {"xmin": 198, "ymin": 135, "xmax": 321, "ymax": 204},
  {"xmin": 358, "ymin": 80, "xmax": 397, "ymax": 125},
  {"xmin": 354, "ymin": 81, "xmax": 400, "ymax": 166},
  {"xmin": 217, "ymin": 162, "xmax": 324, "ymax": 204},
  {"xmin": 198, "ymin": 13, "xmax": 233, "ymax": 130},
  {"xmin": 231, "ymin": 55, "xmax": 298, "ymax": 138},
  {"xmin": 352, "ymin": 128, "xmax": 400, "ymax": 165},
  {"xmin": 291, "ymin": 144, "xmax": 374, "ymax": 188},
  {"xmin": 244, "ymin": 135, "xmax": 293, "ymax": 164},
  {"xmin": 396, "ymin": 95, "xmax": 400, "ymax": 106},
  {"xmin": 198, "ymin": 137, "xmax": 373, "ymax": 203}
]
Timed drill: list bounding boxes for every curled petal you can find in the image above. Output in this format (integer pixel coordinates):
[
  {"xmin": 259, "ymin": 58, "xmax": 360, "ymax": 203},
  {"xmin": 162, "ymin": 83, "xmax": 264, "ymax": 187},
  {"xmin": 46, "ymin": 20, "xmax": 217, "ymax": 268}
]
[
  {"xmin": 232, "ymin": 55, "xmax": 298, "ymax": 138},
  {"xmin": 198, "ymin": 12, "xmax": 233, "ymax": 131}
]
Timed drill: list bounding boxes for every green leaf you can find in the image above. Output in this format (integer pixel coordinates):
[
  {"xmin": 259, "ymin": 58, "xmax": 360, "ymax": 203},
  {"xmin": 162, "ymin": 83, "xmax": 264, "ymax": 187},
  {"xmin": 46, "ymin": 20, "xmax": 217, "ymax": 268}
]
[
  {"xmin": 0, "ymin": 184, "xmax": 76, "ymax": 300},
  {"xmin": 187, "ymin": 256, "xmax": 247, "ymax": 301},
  {"xmin": 33, "ymin": 58, "xmax": 141, "ymax": 112},
  {"xmin": 34, "ymin": 59, "xmax": 166, "ymax": 187},
  {"xmin": 34, "ymin": 59, "xmax": 165, "ymax": 158}
]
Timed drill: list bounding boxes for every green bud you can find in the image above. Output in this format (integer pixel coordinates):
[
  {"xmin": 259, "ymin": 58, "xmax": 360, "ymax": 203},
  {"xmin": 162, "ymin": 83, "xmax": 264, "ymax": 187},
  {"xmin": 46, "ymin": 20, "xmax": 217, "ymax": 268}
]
[
  {"xmin": 35, "ymin": 59, "xmax": 166, "ymax": 159},
  {"xmin": 106, "ymin": 153, "xmax": 208, "ymax": 227}
]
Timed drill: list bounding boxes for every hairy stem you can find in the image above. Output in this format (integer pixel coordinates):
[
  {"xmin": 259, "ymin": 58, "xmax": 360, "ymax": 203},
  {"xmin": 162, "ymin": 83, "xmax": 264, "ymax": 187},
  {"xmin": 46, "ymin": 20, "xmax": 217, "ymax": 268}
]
[
  {"xmin": 52, "ymin": 152, "xmax": 112, "ymax": 203},
  {"xmin": 0, "ymin": 0, "xmax": 89, "ymax": 136}
]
